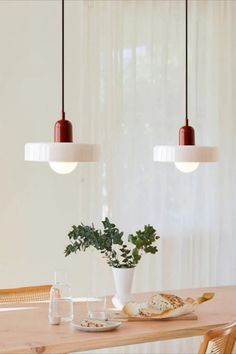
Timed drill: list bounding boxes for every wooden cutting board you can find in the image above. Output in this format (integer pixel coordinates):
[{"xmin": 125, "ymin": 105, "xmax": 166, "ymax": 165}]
[{"xmin": 112, "ymin": 313, "xmax": 198, "ymax": 321}]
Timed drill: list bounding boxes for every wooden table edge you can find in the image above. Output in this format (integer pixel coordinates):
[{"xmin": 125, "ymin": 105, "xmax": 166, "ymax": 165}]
[{"xmin": 1, "ymin": 322, "xmax": 229, "ymax": 354}]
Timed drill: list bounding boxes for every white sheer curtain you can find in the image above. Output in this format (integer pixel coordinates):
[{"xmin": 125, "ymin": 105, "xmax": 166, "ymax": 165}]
[{"xmin": 69, "ymin": 1, "xmax": 236, "ymax": 353}]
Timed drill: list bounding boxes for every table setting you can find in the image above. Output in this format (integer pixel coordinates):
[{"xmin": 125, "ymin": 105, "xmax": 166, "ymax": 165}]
[
  {"xmin": 70, "ymin": 291, "xmax": 214, "ymax": 332},
  {"xmin": 47, "ymin": 265, "xmax": 215, "ymax": 335},
  {"xmin": 47, "ymin": 218, "xmax": 216, "ymax": 333}
]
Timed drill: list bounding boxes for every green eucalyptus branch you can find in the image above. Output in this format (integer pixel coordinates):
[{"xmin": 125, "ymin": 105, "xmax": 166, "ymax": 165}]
[{"xmin": 65, "ymin": 218, "xmax": 160, "ymax": 268}]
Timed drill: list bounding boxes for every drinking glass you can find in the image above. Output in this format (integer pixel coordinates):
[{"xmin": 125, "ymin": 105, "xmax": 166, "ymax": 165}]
[{"xmin": 87, "ymin": 296, "xmax": 107, "ymax": 320}]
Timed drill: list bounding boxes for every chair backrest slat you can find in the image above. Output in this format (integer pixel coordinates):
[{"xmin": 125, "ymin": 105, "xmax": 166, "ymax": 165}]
[{"xmin": 0, "ymin": 285, "xmax": 52, "ymax": 303}]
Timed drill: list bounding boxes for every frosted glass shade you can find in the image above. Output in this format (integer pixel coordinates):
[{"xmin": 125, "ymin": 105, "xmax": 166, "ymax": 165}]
[
  {"xmin": 174, "ymin": 162, "xmax": 199, "ymax": 173},
  {"xmin": 153, "ymin": 145, "xmax": 219, "ymax": 163},
  {"xmin": 25, "ymin": 143, "xmax": 101, "ymax": 162},
  {"xmin": 49, "ymin": 162, "xmax": 78, "ymax": 174}
]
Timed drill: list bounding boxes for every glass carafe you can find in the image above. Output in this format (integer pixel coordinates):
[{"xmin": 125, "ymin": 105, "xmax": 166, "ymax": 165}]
[{"xmin": 48, "ymin": 271, "xmax": 73, "ymax": 324}]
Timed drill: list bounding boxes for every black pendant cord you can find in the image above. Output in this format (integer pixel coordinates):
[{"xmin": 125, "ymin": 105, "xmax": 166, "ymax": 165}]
[
  {"xmin": 185, "ymin": 0, "xmax": 188, "ymax": 126},
  {"xmin": 178, "ymin": 0, "xmax": 195, "ymax": 145},
  {"xmin": 54, "ymin": 0, "xmax": 73, "ymax": 142},
  {"xmin": 62, "ymin": 0, "xmax": 65, "ymax": 119}
]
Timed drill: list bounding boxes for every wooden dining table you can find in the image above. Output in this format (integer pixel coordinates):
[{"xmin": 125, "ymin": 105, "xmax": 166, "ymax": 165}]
[{"xmin": 0, "ymin": 285, "xmax": 235, "ymax": 354}]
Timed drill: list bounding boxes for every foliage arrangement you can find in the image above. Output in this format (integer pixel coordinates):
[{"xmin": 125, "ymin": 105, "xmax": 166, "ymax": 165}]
[{"xmin": 65, "ymin": 218, "xmax": 160, "ymax": 268}]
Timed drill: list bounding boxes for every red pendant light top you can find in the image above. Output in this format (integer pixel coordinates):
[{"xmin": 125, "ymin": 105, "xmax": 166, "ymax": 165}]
[
  {"xmin": 54, "ymin": 114, "xmax": 73, "ymax": 143},
  {"xmin": 54, "ymin": 119, "xmax": 73, "ymax": 143},
  {"xmin": 179, "ymin": 119, "xmax": 195, "ymax": 145}
]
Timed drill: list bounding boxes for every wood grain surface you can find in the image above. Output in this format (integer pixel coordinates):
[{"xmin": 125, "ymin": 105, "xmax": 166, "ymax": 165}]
[{"xmin": 0, "ymin": 286, "xmax": 235, "ymax": 354}]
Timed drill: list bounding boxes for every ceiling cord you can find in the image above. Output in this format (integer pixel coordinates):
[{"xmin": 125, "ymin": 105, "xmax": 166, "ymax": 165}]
[
  {"xmin": 62, "ymin": 0, "xmax": 65, "ymax": 119},
  {"xmin": 185, "ymin": 0, "xmax": 188, "ymax": 125}
]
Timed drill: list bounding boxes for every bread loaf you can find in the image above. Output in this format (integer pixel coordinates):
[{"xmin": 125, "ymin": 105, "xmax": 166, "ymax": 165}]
[
  {"xmin": 123, "ymin": 293, "xmax": 185, "ymax": 317},
  {"xmin": 122, "ymin": 292, "xmax": 214, "ymax": 319},
  {"xmin": 123, "ymin": 302, "xmax": 148, "ymax": 316}
]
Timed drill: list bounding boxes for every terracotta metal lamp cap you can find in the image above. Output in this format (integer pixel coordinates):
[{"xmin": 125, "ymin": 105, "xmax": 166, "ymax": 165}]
[
  {"xmin": 179, "ymin": 122, "xmax": 195, "ymax": 145},
  {"xmin": 54, "ymin": 118, "xmax": 73, "ymax": 143}
]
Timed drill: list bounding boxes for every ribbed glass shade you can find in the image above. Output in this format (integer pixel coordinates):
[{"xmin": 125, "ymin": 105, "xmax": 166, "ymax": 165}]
[
  {"xmin": 153, "ymin": 145, "xmax": 219, "ymax": 162},
  {"xmin": 25, "ymin": 143, "xmax": 101, "ymax": 162}
]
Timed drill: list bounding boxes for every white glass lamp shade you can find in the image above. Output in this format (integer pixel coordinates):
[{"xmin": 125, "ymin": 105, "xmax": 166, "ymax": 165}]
[
  {"xmin": 25, "ymin": 143, "xmax": 101, "ymax": 163},
  {"xmin": 153, "ymin": 145, "xmax": 219, "ymax": 163},
  {"xmin": 49, "ymin": 162, "xmax": 78, "ymax": 174},
  {"xmin": 174, "ymin": 162, "xmax": 199, "ymax": 173}
]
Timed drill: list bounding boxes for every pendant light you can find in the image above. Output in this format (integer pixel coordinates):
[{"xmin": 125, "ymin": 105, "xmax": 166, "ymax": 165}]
[
  {"xmin": 25, "ymin": 0, "xmax": 100, "ymax": 174},
  {"xmin": 153, "ymin": 0, "xmax": 218, "ymax": 173}
]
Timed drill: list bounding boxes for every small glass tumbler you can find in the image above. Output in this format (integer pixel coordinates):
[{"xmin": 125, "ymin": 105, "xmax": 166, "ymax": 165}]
[{"xmin": 87, "ymin": 296, "xmax": 107, "ymax": 320}]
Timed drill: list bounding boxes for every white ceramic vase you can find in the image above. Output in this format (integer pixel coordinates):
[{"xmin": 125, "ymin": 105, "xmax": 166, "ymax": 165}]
[{"xmin": 112, "ymin": 267, "xmax": 135, "ymax": 310}]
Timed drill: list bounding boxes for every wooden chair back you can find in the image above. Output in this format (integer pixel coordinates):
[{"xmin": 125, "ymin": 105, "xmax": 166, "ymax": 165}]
[
  {"xmin": 198, "ymin": 321, "xmax": 236, "ymax": 354},
  {"xmin": 0, "ymin": 285, "xmax": 52, "ymax": 303}
]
